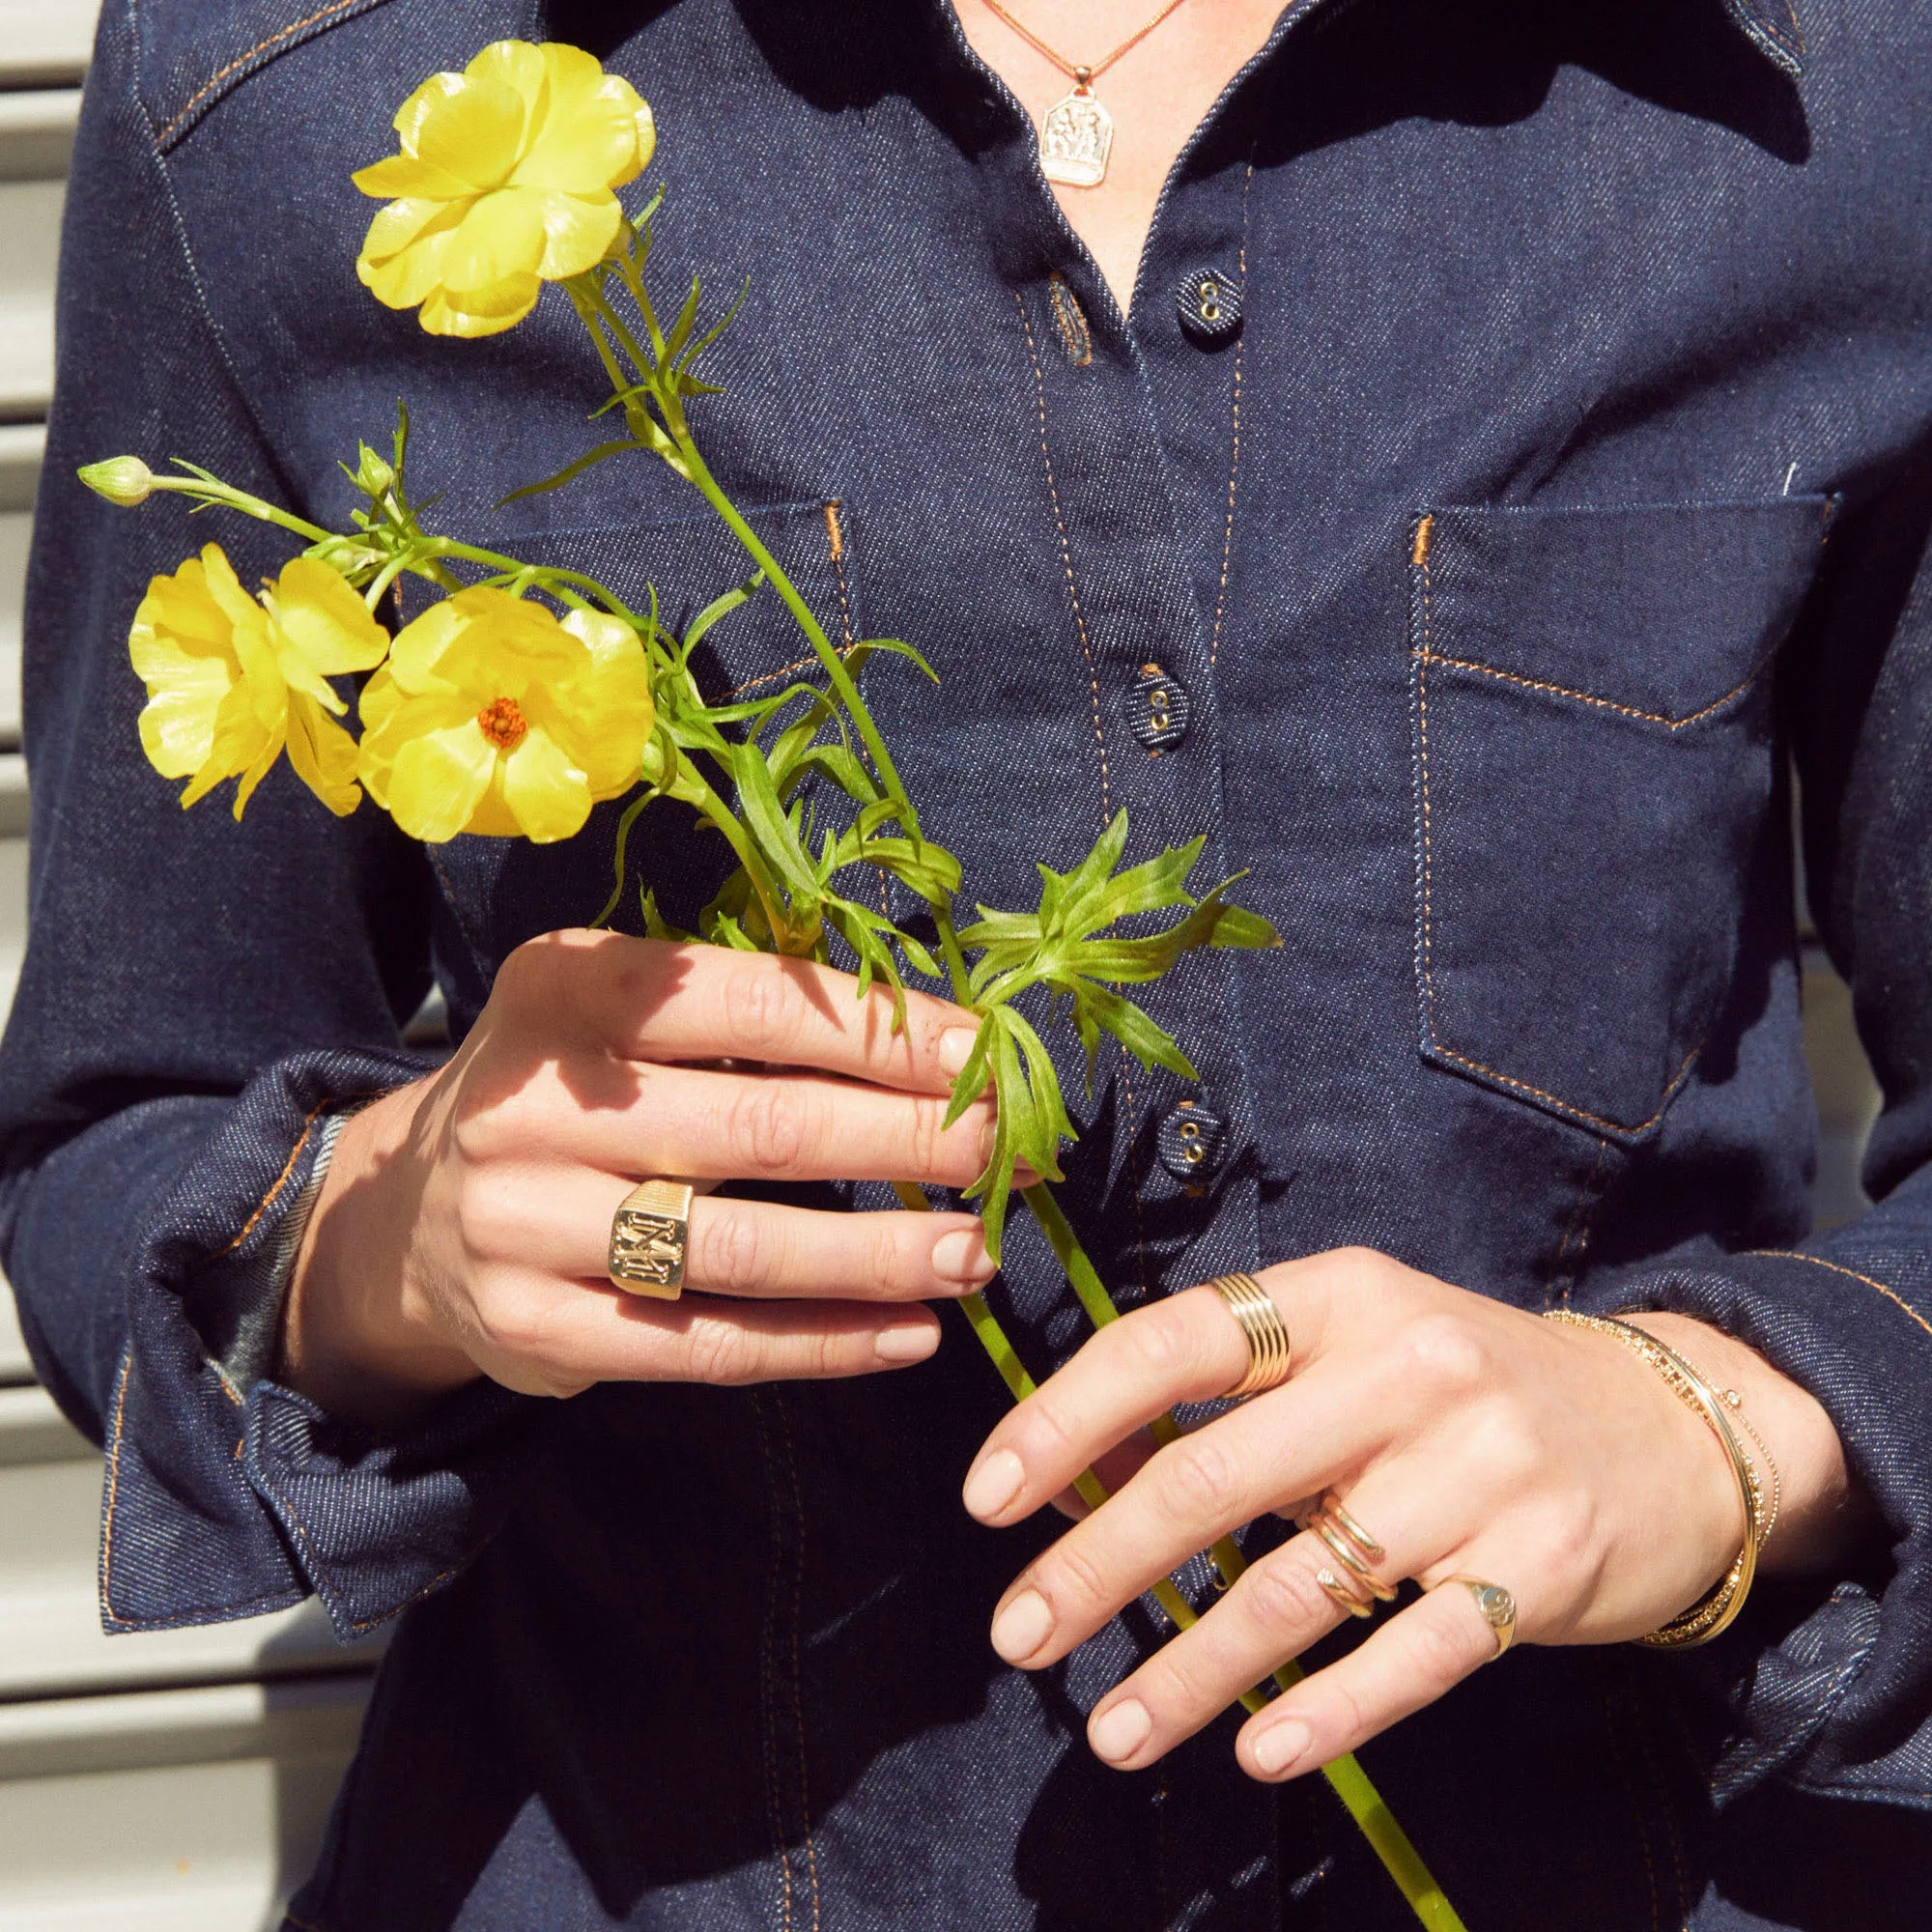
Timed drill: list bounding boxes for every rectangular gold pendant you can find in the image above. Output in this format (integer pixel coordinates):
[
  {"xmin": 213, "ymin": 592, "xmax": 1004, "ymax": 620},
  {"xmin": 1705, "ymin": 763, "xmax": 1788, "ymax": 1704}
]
[{"xmin": 1039, "ymin": 86, "xmax": 1113, "ymax": 188}]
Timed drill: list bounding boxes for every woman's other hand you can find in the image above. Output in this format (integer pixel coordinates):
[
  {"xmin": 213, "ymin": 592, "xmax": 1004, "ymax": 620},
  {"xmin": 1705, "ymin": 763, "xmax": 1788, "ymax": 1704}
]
[
  {"xmin": 282, "ymin": 930, "xmax": 996, "ymax": 1426},
  {"xmin": 960, "ymin": 1249, "xmax": 1868, "ymax": 1783}
]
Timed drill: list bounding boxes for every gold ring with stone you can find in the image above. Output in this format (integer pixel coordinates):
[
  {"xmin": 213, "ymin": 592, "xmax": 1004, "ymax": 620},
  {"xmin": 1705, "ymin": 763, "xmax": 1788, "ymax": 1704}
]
[
  {"xmin": 1207, "ymin": 1272, "xmax": 1292, "ymax": 1399},
  {"xmin": 1306, "ymin": 1492, "xmax": 1397, "ymax": 1605},
  {"xmin": 608, "ymin": 1179, "xmax": 696, "ymax": 1300},
  {"xmin": 1435, "ymin": 1575, "xmax": 1519, "ymax": 1658}
]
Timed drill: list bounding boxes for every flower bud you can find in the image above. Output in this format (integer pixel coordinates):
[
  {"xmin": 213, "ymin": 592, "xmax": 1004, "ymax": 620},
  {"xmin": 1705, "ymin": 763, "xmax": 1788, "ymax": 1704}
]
[
  {"xmin": 78, "ymin": 456, "xmax": 154, "ymax": 507},
  {"xmin": 353, "ymin": 444, "xmax": 396, "ymax": 498}
]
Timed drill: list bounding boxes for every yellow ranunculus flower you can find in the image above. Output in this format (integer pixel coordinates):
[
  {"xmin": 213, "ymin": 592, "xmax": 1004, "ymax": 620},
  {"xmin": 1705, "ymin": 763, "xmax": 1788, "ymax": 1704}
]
[
  {"xmin": 356, "ymin": 586, "xmax": 653, "ymax": 843},
  {"xmin": 129, "ymin": 545, "xmax": 389, "ymax": 819},
  {"xmin": 354, "ymin": 41, "xmax": 656, "ymax": 338}
]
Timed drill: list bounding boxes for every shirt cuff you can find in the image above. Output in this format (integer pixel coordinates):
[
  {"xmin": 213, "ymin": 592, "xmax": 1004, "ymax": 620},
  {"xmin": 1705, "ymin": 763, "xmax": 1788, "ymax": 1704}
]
[{"xmin": 1586, "ymin": 1248, "xmax": 1932, "ymax": 1805}]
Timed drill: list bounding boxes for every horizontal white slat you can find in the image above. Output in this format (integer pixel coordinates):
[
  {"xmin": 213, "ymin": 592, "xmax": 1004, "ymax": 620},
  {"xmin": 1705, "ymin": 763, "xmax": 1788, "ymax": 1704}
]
[
  {"xmin": 0, "ymin": 1, "xmax": 99, "ymax": 88},
  {"xmin": 0, "ymin": 1280, "xmax": 29, "ymax": 1387},
  {"xmin": 0, "ymin": 1457, "xmax": 386, "ymax": 1700},
  {"xmin": 0, "ymin": 422, "xmax": 42, "ymax": 515},
  {"xmin": 0, "ymin": 1749, "xmax": 348, "ymax": 1932},
  {"xmin": 0, "ymin": 179, "xmax": 61, "ymax": 421},
  {"xmin": 0, "ymin": 513, "xmax": 26, "ymax": 747},
  {"xmin": 0, "ymin": 1386, "xmax": 90, "ymax": 1467},
  {"xmin": 0, "ymin": 1674, "xmax": 368, "ymax": 1783},
  {"xmin": 0, "ymin": 90, "xmax": 81, "ymax": 184}
]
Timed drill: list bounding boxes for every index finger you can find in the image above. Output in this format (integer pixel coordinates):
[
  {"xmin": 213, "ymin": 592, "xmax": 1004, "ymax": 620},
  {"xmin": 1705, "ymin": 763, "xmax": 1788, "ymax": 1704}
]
[{"xmin": 502, "ymin": 930, "xmax": 981, "ymax": 1095}]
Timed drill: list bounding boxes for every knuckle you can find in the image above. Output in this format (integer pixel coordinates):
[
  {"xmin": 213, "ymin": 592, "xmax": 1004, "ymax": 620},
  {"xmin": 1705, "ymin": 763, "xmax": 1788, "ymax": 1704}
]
[
  {"xmin": 700, "ymin": 1209, "xmax": 777, "ymax": 1296},
  {"xmin": 683, "ymin": 1318, "xmax": 758, "ymax": 1386},
  {"xmin": 724, "ymin": 1080, "xmax": 817, "ymax": 1175},
  {"xmin": 1241, "ymin": 1554, "xmax": 1338, "ymax": 1637},
  {"xmin": 1404, "ymin": 1603, "xmax": 1480, "ymax": 1689},
  {"xmin": 867, "ymin": 1216, "xmax": 912, "ymax": 1292},
  {"xmin": 452, "ymin": 1170, "xmax": 523, "ymax": 1264},
  {"xmin": 908, "ymin": 1095, "xmax": 949, "ymax": 1178},
  {"xmin": 1046, "ymin": 1539, "xmax": 1112, "ymax": 1617},
  {"xmin": 721, "ymin": 959, "xmax": 809, "ymax": 1058},
  {"xmin": 1153, "ymin": 1435, "xmax": 1243, "ymax": 1526},
  {"xmin": 1400, "ymin": 1311, "xmax": 1491, "ymax": 1400},
  {"xmin": 1117, "ymin": 1298, "xmax": 1206, "ymax": 1382}
]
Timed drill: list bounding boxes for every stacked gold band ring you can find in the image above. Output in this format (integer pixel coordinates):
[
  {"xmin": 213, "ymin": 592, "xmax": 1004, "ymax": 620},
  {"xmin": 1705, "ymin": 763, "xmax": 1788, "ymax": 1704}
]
[
  {"xmin": 608, "ymin": 1179, "xmax": 695, "ymax": 1299},
  {"xmin": 1305, "ymin": 1492, "xmax": 1395, "ymax": 1618},
  {"xmin": 1207, "ymin": 1272, "xmax": 1293, "ymax": 1399}
]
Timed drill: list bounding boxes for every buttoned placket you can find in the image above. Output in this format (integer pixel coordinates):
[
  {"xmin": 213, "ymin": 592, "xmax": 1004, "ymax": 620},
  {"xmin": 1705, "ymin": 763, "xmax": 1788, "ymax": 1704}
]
[{"xmin": 926, "ymin": 12, "xmax": 1326, "ymax": 1924}]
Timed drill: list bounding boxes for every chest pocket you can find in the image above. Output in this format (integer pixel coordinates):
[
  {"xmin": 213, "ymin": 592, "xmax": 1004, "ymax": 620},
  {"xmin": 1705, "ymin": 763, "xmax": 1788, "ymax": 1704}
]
[
  {"xmin": 1408, "ymin": 497, "xmax": 1832, "ymax": 1142},
  {"xmin": 417, "ymin": 499, "xmax": 864, "ymax": 982}
]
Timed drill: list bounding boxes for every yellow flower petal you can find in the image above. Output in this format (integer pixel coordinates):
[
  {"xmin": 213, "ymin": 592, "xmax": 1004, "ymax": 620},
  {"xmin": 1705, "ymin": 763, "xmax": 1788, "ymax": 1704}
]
[
  {"xmin": 285, "ymin": 694, "xmax": 362, "ymax": 817},
  {"xmin": 418, "ymin": 277, "xmax": 542, "ymax": 338},
  {"xmin": 513, "ymin": 60, "xmax": 641, "ymax": 192},
  {"xmin": 391, "ymin": 72, "xmax": 466, "ymax": 153},
  {"xmin": 412, "ymin": 76, "xmax": 527, "ymax": 192},
  {"xmin": 351, "ymin": 153, "xmax": 472, "ymax": 201},
  {"xmin": 500, "ymin": 726, "xmax": 593, "ymax": 842},
  {"xmin": 533, "ymin": 191, "xmax": 622, "ymax": 281},
  {"xmin": 385, "ymin": 721, "xmax": 499, "ymax": 842},
  {"xmin": 270, "ymin": 557, "xmax": 390, "ymax": 675},
  {"xmin": 136, "ymin": 662, "xmax": 230, "ymax": 779},
  {"xmin": 465, "ymin": 39, "xmax": 548, "ymax": 109},
  {"xmin": 439, "ymin": 187, "xmax": 550, "ymax": 296}
]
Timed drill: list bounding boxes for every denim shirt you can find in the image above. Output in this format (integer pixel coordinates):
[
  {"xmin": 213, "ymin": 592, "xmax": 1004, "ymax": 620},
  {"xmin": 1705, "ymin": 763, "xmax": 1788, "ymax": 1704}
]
[{"xmin": 6, "ymin": 0, "xmax": 1932, "ymax": 1925}]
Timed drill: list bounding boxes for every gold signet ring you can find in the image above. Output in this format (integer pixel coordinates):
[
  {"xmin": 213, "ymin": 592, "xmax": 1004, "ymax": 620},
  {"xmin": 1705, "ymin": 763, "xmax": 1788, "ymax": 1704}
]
[
  {"xmin": 1207, "ymin": 1273, "xmax": 1293, "ymax": 1399},
  {"xmin": 608, "ymin": 1179, "xmax": 696, "ymax": 1299},
  {"xmin": 1435, "ymin": 1575, "xmax": 1519, "ymax": 1658}
]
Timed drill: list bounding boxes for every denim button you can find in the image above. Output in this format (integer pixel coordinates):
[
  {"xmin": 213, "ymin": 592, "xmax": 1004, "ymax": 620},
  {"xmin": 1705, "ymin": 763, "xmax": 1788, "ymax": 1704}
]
[
  {"xmin": 1176, "ymin": 268, "xmax": 1242, "ymax": 345},
  {"xmin": 1158, "ymin": 1098, "xmax": 1228, "ymax": 1182},
  {"xmin": 1129, "ymin": 664, "xmax": 1191, "ymax": 750}
]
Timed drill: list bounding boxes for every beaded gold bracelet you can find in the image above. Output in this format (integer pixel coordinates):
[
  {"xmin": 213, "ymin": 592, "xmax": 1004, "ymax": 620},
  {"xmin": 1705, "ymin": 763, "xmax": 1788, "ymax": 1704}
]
[{"xmin": 1545, "ymin": 1310, "xmax": 1775, "ymax": 1648}]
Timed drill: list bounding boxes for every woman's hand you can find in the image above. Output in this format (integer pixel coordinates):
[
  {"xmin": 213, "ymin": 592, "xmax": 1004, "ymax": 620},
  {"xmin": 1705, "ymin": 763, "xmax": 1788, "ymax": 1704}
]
[
  {"xmin": 283, "ymin": 929, "xmax": 996, "ymax": 1427},
  {"xmin": 961, "ymin": 1248, "xmax": 1865, "ymax": 1783}
]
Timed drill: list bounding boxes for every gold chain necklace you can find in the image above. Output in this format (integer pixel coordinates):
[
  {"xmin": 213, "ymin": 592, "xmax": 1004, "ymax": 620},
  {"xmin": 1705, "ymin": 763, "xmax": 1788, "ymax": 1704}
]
[{"xmin": 978, "ymin": 0, "xmax": 1195, "ymax": 187}]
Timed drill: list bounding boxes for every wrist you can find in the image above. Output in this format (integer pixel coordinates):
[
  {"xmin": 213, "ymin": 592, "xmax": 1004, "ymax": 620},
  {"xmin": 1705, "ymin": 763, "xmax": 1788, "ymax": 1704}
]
[
  {"xmin": 1621, "ymin": 1311, "xmax": 1869, "ymax": 1577},
  {"xmin": 280, "ymin": 1080, "xmax": 478, "ymax": 1428}
]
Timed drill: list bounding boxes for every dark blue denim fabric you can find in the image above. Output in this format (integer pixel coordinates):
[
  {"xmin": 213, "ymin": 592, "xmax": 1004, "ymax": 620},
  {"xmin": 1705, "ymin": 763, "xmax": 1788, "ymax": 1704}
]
[{"xmin": 5, "ymin": 0, "xmax": 1932, "ymax": 1924}]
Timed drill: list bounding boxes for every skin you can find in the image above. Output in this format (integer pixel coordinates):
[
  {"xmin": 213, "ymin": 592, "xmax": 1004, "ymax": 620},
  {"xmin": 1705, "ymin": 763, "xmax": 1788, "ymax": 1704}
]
[{"xmin": 286, "ymin": 1, "xmax": 1875, "ymax": 1790}]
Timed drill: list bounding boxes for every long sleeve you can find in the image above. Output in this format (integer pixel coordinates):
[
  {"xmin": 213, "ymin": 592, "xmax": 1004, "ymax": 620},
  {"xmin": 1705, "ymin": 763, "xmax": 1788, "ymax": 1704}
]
[
  {"xmin": 1603, "ymin": 444, "xmax": 1932, "ymax": 1804},
  {"xmin": 0, "ymin": 3, "xmax": 533, "ymax": 1638}
]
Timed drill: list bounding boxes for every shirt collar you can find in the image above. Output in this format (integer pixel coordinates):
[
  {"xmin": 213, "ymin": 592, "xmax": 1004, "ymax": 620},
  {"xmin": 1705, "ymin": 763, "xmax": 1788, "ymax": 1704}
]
[{"xmin": 1720, "ymin": 0, "xmax": 1805, "ymax": 77}]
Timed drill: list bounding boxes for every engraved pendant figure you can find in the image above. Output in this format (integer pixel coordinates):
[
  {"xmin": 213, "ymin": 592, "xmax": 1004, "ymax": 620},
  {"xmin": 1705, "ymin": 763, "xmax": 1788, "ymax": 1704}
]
[{"xmin": 1040, "ymin": 86, "xmax": 1114, "ymax": 188}]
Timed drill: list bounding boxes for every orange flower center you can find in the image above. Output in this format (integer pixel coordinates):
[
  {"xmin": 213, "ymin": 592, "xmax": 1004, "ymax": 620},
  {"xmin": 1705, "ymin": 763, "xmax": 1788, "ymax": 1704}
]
[{"xmin": 475, "ymin": 696, "xmax": 529, "ymax": 752}]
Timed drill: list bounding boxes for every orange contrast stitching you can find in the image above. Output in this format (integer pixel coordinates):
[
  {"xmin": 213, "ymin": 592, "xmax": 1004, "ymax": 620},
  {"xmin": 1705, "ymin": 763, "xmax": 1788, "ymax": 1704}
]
[
  {"xmin": 1420, "ymin": 649, "xmax": 1769, "ymax": 733},
  {"xmin": 1431, "ymin": 1040, "xmax": 1699, "ymax": 1140},
  {"xmin": 1016, "ymin": 291, "xmax": 1111, "ymax": 825},
  {"xmin": 1410, "ymin": 509, "xmax": 1705, "ymax": 1138},
  {"xmin": 774, "ymin": 1394, "xmax": 823, "ymax": 1932},
  {"xmin": 1046, "ymin": 274, "xmax": 1093, "ymax": 367},
  {"xmin": 213, "ymin": 1099, "xmax": 331, "ymax": 1261},
  {"xmin": 160, "ymin": 0, "xmax": 371, "ymax": 143},
  {"xmin": 1208, "ymin": 161, "xmax": 1255, "ymax": 670},
  {"xmin": 1747, "ymin": 1252, "xmax": 1932, "ymax": 1343},
  {"xmin": 99, "ymin": 1348, "xmax": 136, "ymax": 1627}
]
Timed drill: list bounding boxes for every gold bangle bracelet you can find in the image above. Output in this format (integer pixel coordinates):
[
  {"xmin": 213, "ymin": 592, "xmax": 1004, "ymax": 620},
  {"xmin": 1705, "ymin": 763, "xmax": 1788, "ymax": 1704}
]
[{"xmin": 1545, "ymin": 1310, "xmax": 1764, "ymax": 1649}]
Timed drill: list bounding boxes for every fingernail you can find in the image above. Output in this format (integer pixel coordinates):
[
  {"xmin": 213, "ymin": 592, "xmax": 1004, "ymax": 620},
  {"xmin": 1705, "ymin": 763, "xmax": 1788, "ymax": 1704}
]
[
  {"xmin": 989, "ymin": 1588, "xmax": 1053, "ymax": 1663},
  {"xmin": 931, "ymin": 1228, "xmax": 996, "ymax": 1286},
  {"xmin": 980, "ymin": 1121, "xmax": 999, "ymax": 1163},
  {"xmin": 938, "ymin": 1027, "xmax": 979, "ymax": 1075},
  {"xmin": 1253, "ymin": 1717, "xmax": 1312, "ymax": 1777},
  {"xmin": 1090, "ymin": 1699, "xmax": 1151, "ymax": 1765},
  {"xmin": 875, "ymin": 1321, "xmax": 939, "ymax": 1364},
  {"xmin": 961, "ymin": 1447, "xmax": 1025, "ymax": 1520}
]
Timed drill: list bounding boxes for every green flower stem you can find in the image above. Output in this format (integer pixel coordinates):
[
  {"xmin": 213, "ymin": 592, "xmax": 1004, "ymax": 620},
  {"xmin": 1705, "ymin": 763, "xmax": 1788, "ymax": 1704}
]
[
  {"xmin": 934, "ymin": 1178, "xmax": 1462, "ymax": 1930},
  {"xmin": 145, "ymin": 474, "xmax": 334, "ymax": 545}
]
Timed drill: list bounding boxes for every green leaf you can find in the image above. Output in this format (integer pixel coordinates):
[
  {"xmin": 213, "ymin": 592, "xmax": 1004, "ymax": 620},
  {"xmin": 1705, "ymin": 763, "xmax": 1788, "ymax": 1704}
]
[
  {"xmin": 683, "ymin": 570, "xmax": 766, "ymax": 654},
  {"xmin": 494, "ymin": 438, "xmax": 637, "ymax": 509}
]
